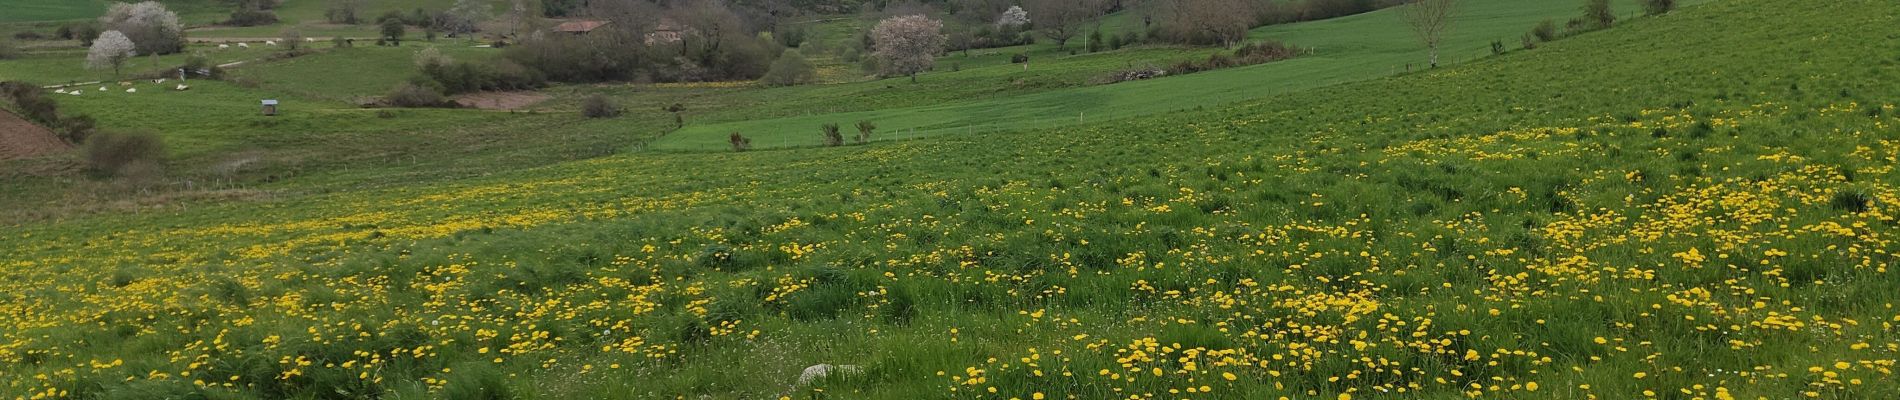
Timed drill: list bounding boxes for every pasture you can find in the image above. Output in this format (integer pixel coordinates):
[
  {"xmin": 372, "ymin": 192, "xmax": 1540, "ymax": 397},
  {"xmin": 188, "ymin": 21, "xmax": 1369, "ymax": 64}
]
[{"xmin": 2, "ymin": 0, "xmax": 1897, "ymax": 398}]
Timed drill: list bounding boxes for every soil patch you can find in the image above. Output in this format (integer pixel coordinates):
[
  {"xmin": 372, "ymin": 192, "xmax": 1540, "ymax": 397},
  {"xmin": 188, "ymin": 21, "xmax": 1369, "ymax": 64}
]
[
  {"xmin": 0, "ymin": 109, "xmax": 69, "ymax": 160},
  {"xmin": 453, "ymin": 92, "xmax": 551, "ymax": 110}
]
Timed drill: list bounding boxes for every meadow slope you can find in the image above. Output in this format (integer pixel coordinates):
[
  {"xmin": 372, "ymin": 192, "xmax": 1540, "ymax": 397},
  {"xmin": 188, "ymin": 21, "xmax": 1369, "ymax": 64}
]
[{"xmin": 4, "ymin": 0, "xmax": 1900, "ymax": 399}]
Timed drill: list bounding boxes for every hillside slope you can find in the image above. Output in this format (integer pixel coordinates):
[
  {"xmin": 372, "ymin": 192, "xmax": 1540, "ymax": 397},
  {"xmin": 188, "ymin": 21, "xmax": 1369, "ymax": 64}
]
[
  {"xmin": 4, "ymin": 0, "xmax": 1899, "ymax": 398},
  {"xmin": 654, "ymin": 0, "xmax": 1680, "ymax": 150}
]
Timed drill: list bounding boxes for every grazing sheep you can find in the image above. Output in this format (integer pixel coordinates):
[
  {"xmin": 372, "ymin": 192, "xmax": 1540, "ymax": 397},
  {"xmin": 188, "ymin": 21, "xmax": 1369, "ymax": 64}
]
[
  {"xmin": 305, "ymin": 37, "xmax": 315, "ymax": 42},
  {"xmin": 53, "ymin": 89, "xmax": 67, "ymax": 94},
  {"xmin": 70, "ymin": 91, "xmax": 81, "ymax": 96},
  {"xmin": 175, "ymin": 84, "xmax": 190, "ymax": 91},
  {"xmin": 126, "ymin": 88, "xmax": 137, "ymax": 93},
  {"xmin": 265, "ymin": 40, "xmax": 277, "ymax": 46},
  {"xmin": 98, "ymin": 86, "xmax": 107, "ymax": 91},
  {"xmin": 219, "ymin": 44, "xmax": 230, "ymax": 49},
  {"xmin": 238, "ymin": 42, "xmax": 250, "ymax": 48}
]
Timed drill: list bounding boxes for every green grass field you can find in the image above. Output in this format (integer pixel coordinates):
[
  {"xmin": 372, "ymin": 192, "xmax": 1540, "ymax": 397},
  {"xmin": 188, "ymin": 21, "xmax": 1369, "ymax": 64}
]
[
  {"xmin": 0, "ymin": 0, "xmax": 108, "ymax": 23},
  {"xmin": 4, "ymin": 0, "xmax": 1900, "ymax": 398},
  {"xmin": 654, "ymin": 0, "xmax": 1674, "ymax": 151}
]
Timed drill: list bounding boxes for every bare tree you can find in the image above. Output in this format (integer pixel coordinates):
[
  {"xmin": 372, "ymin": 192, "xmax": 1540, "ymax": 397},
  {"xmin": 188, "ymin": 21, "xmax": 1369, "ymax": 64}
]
[
  {"xmin": 1158, "ymin": 0, "xmax": 1251, "ymax": 47},
  {"xmin": 1400, "ymin": 0, "xmax": 1454, "ymax": 68},
  {"xmin": 871, "ymin": 14, "xmax": 945, "ymax": 82},
  {"xmin": 1023, "ymin": 0, "xmax": 1103, "ymax": 49},
  {"xmin": 86, "ymin": 30, "xmax": 137, "ymax": 77}
]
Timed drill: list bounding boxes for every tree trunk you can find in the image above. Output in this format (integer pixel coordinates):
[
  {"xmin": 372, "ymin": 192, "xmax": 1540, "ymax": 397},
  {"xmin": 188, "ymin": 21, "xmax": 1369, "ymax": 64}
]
[
  {"xmin": 910, "ymin": 73, "xmax": 917, "ymax": 83},
  {"xmin": 1429, "ymin": 42, "xmax": 1440, "ymax": 68}
]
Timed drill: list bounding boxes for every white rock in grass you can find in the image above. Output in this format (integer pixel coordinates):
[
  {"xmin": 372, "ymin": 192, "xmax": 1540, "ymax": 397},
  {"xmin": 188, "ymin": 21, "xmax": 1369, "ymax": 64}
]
[
  {"xmin": 796, "ymin": 364, "xmax": 863, "ymax": 387},
  {"xmin": 53, "ymin": 89, "xmax": 66, "ymax": 94}
]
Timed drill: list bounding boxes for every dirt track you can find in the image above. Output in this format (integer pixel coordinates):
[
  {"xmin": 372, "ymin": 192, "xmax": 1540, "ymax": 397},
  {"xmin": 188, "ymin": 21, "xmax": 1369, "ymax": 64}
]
[{"xmin": 0, "ymin": 109, "xmax": 68, "ymax": 160}]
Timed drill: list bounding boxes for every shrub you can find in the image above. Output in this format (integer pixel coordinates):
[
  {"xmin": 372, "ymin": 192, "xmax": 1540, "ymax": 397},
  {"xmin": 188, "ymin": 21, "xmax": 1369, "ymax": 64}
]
[
  {"xmin": 386, "ymin": 82, "xmax": 448, "ymax": 107},
  {"xmin": 1582, "ymin": 0, "xmax": 1616, "ymax": 30},
  {"xmin": 13, "ymin": 31, "xmax": 45, "ymax": 40},
  {"xmin": 760, "ymin": 49, "xmax": 818, "ymax": 87},
  {"xmin": 59, "ymin": 115, "xmax": 97, "ymax": 144},
  {"xmin": 1643, "ymin": 0, "xmax": 1676, "ymax": 15},
  {"xmin": 1086, "ymin": 30, "xmax": 1104, "ymax": 53},
  {"xmin": 1491, "ymin": 40, "xmax": 1505, "ymax": 55},
  {"xmin": 1521, "ymin": 34, "xmax": 1538, "ymax": 50},
  {"xmin": 854, "ymin": 121, "xmax": 875, "ymax": 144},
  {"xmin": 580, "ymin": 95, "xmax": 619, "ymax": 118},
  {"xmin": 1010, "ymin": 53, "xmax": 1030, "ymax": 64},
  {"xmin": 84, "ymin": 130, "xmax": 166, "ymax": 178},
  {"xmin": 729, "ymin": 133, "xmax": 752, "ymax": 152},
  {"xmin": 1530, "ymin": 20, "xmax": 1558, "ymax": 42},
  {"xmin": 0, "ymin": 39, "xmax": 19, "ymax": 60},
  {"xmin": 821, "ymin": 123, "xmax": 843, "ymax": 147},
  {"xmin": 226, "ymin": 8, "xmax": 279, "ymax": 27}
]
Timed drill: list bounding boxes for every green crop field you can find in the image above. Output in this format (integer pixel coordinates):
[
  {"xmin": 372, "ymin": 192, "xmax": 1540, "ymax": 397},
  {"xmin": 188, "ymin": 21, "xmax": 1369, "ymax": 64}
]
[
  {"xmin": 0, "ymin": 0, "xmax": 108, "ymax": 23},
  {"xmin": 4, "ymin": 0, "xmax": 1899, "ymax": 398}
]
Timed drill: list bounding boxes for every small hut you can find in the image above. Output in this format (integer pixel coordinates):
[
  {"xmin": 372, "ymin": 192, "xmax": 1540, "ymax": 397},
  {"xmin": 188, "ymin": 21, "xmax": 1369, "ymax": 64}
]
[{"xmin": 261, "ymin": 99, "xmax": 279, "ymax": 116}]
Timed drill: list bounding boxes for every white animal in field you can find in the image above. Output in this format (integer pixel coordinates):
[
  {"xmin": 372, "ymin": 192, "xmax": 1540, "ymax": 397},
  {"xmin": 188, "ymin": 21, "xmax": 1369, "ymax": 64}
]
[
  {"xmin": 219, "ymin": 44, "xmax": 230, "ymax": 49},
  {"xmin": 305, "ymin": 37, "xmax": 315, "ymax": 42},
  {"xmin": 125, "ymin": 88, "xmax": 137, "ymax": 93},
  {"xmin": 175, "ymin": 84, "xmax": 190, "ymax": 91},
  {"xmin": 53, "ymin": 89, "xmax": 67, "ymax": 94},
  {"xmin": 70, "ymin": 91, "xmax": 81, "ymax": 96},
  {"xmin": 155, "ymin": 78, "xmax": 166, "ymax": 84},
  {"xmin": 238, "ymin": 42, "xmax": 250, "ymax": 48},
  {"xmin": 265, "ymin": 40, "xmax": 277, "ymax": 46},
  {"xmin": 98, "ymin": 86, "xmax": 107, "ymax": 91}
]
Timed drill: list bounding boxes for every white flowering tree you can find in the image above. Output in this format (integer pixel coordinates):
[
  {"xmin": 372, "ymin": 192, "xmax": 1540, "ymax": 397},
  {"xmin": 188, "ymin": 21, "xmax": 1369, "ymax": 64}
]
[
  {"xmin": 100, "ymin": 1, "xmax": 184, "ymax": 55},
  {"xmin": 87, "ymin": 30, "xmax": 138, "ymax": 77},
  {"xmin": 997, "ymin": 6, "xmax": 1030, "ymax": 28},
  {"xmin": 872, "ymin": 15, "xmax": 945, "ymax": 83}
]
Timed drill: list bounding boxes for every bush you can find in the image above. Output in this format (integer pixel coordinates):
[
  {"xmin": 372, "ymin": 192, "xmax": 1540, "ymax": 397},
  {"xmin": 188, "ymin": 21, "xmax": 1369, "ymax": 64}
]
[
  {"xmin": 0, "ymin": 39, "xmax": 19, "ymax": 60},
  {"xmin": 580, "ymin": 95, "xmax": 619, "ymax": 118},
  {"xmin": 728, "ymin": 133, "xmax": 752, "ymax": 152},
  {"xmin": 59, "ymin": 115, "xmax": 97, "ymax": 144},
  {"xmin": 226, "ymin": 8, "xmax": 279, "ymax": 27},
  {"xmin": 1010, "ymin": 53, "xmax": 1030, "ymax": 64},
  {"xmin": 854, "ymin": 121, "xmax": 875, "ymax": 144},
  {"xmin": 1086, "ymin": 30, "xmax": 1104, "ymax": 53},
  {"xmin": 1643, "ymin": 0, "xmax": 1676, "ymax": 15},
  {"xmin": 84, "ymin": 131, "xmax": 166, "ymax": 177},
  {"xmin": 386, "ymin": 81, "xmax": 448, "ymax": 107},
  {"xmin": 1530, "ymin": 20, "xmax": 1558, "ymax": 42},
  {"xmin": 1491, "ymin": 40, "xmax": 1505, "ymax": 55},
  {"xmin": 1582, "ymin": 0, "xmax": 1616, "ymax": 30},
  {"xmin": 760, "ymin": 49, "xmax": 818, "ymax": 87},
  {"xmin": 821, "ymin": 123, "xmax": 843, "ymax": 147},
  {"xmin": 13, "ymin": 31, "xmax": 44, "ymax": 40}
]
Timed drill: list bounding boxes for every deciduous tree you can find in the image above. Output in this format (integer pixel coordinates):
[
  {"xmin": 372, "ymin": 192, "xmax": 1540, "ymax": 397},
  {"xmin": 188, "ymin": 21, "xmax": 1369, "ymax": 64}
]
[
  {"xmin": 1400, "ymin": 0, "xmax": 1454, "ymax": 68},
  {"xmin": 1024, "ymin": 0, "xmax": 1104, "ymax": 49},
  {"xmin": 86, "ymin": 30, "xmax": 137, "ymax": 77},
  {"xmin": 871, "ymin": 14, "xmax": 945, "ymax": 83},
  {"xmin": 99, "ymin": 2, "xmax": 184, "ymax": 55}
]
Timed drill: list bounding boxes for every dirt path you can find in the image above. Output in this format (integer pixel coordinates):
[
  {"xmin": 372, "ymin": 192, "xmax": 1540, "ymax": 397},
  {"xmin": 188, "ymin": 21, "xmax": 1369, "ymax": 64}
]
[
  {"xmin": 0, "ymin": 109, "xmax": 69, "ymax": 160},
  {"xmin": 453, "ymin": 92, "xmax": 551, "ymax": 110}
]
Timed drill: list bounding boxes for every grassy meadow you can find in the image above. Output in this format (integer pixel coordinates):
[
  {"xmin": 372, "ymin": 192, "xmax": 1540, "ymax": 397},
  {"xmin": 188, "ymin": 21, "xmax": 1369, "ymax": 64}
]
[{"xmin": 4, "ymin": 0, "xmax": 1900, "ymax": 399}]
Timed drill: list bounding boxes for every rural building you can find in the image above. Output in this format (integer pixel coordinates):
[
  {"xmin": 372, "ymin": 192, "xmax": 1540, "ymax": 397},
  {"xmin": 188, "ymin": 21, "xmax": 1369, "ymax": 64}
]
[
  {"xmin": 261, "ymin": 99, "xmax": 278, "ymax": 116},
  {"xmin": 552, "ymin": 20, "xmax": 610, "ymax": 35}
]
